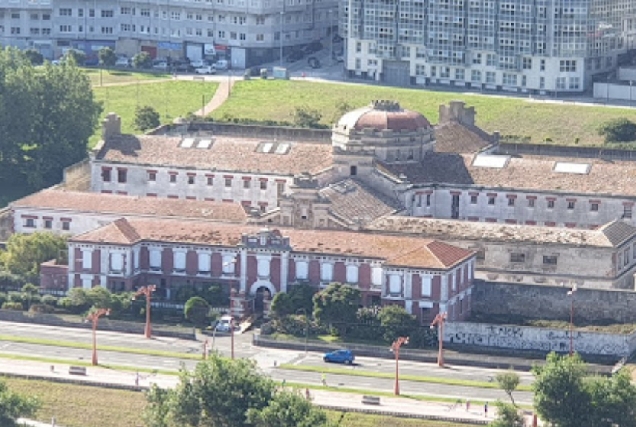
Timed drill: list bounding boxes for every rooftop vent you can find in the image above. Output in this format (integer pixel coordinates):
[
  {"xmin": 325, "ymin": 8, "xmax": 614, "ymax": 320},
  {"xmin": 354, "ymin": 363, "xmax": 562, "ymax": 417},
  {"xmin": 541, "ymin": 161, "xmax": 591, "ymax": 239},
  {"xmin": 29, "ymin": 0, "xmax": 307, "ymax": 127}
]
[
  {"xmin": 472, "ymin": 154, "xmax": 510, "ymax": 169},
  {"xmin": 553, "ymin": 162, "xmax": 591, "ymax": 175}
]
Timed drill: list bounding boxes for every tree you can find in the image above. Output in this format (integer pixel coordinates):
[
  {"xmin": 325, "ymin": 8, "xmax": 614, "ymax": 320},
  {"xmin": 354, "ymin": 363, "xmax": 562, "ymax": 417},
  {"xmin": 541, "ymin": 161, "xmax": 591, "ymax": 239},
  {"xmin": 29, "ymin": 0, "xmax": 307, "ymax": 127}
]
[
  {"xmin": 64, "ymin": 49, "xmax": 86, "ymax": 66},
  {"xmin": 143, "ymin": 384, "xmax": 173, "ymax": 427},
  {"xmin": 292, "ymin": 106, "xmax": 323, "ymax": 128},
  {"xmin": 532, "ymin": 352, "xmax": 592, "ymax": 427},
  {"xmin": 98, "ymin": 47, "xmax": 117, "ymax": 68},
  {"xmin": 378, "ymin": 304, "xmax": 418, "ymax": 343},
  {"xmin": 247, "ymin": 390, "xmax": 330, "ymax": 427},
  {"xmin": 489, "ymin": 401, "xmax": 524, "ymax": 427},
  {"xmin": 586, "ymin": 369, "xmax": 636, "ymax": 427},
  {"xmin": 184, "ymin": 296, "xmax": 210, "ymax": 327},
  {"xmin": 134, "ymin": 105, "xmax": 161, "ymax": 131},
  {"xmin": 0, "ymin": 378, "xmax": 40, "ymax": 426},
  {"xmin": 271, "ymin": 283, "xmax": 316, "ymax": 319},
  {"xmin": 133, "ymin": 52, "xmax": 153, "ymax": 69},
  {"xmin": 597, "ymin": 118, "xmax": 636, "ymax": 143},
  {"xmin": 148, "ymin": 354, "xmax": 276, "ymax": 427},
  {"xmin": 24, "ymin": 48, "xmax": 43, "ymax": 65},
  {"xmin": 21, "ymin": 283, "xmax": 40, "ymax": 311},
  {"xmin": 495, "ymin": 370, "xmax": 520, "ymax": 406},
  {"xmin": 0, "ymin": 232, "xmax": 67, "ymax": 282},
  {"xmin": 313, "ymin": 282, "xmax": 360, "ymax": 335}
]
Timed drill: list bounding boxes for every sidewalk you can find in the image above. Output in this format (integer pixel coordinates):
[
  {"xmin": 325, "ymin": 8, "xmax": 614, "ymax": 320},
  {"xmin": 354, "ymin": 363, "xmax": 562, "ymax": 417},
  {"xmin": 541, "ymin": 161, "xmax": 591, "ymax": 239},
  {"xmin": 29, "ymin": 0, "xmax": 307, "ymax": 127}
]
[
  {"xmin": 193, "ymin": 77, "xmax": 236, "ymax": 117},
  {"xmin": 0, "ymin": 359, "xmax": 545, "ymax": 426}
]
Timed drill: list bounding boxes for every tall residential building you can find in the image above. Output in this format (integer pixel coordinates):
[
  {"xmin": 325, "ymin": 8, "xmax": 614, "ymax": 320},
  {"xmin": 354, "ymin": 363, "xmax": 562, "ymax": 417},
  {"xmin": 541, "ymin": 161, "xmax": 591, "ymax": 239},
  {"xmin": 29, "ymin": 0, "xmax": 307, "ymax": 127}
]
[
  {"xmin": 341, "ymin": 0, "xmax": 636, "ymax": 92},
  {"xmin": 0, "ymin": 0, "xmax": 338, "ymax": 68}
]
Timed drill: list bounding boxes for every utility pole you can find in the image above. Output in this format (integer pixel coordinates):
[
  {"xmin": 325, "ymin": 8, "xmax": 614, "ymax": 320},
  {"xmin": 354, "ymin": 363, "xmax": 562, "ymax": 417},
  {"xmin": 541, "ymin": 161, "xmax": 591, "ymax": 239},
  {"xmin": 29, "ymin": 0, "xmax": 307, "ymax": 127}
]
[
  {"xmin": 86, "ymin": 308, "xmax": 110, "ymax": 366},
  {"xmin": 390, "ymin": 336, "xmax": 409, "ymax": 395},
  {"xmin": 133, "ymin": 285, "xmax": 157, "ymax": 338},
  {"xmin": 430, "ymin": 312, "xmax": 447, "ymax": 367}
]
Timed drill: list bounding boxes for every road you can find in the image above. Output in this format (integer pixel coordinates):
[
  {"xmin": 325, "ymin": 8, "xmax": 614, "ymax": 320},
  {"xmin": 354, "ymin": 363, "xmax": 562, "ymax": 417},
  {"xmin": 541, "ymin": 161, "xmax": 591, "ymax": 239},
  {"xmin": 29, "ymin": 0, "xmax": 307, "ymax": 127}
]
[{"xmin": 0, "ymin": 321, "xmax": 534, "ymax": 404}]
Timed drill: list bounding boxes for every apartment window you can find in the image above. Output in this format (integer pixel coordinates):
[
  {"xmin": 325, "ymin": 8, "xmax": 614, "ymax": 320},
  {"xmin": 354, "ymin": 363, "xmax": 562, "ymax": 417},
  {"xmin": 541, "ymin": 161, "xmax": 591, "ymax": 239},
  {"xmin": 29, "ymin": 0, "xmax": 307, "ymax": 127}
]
[
  {"xmin": 59, "ymin": 8, "xmax": 71, "ymax": 16},
  {"xmin": 243, "ymin": 179, "xmax": 250, "ymax": 189},
  {"xmin": 30, "ymin": 13, "xmax": 39, "ymax": 20},
  {"xmin": 58, "ymin": 25, "xmax": 71, "ymax": 33},
  {"xmin": 169, "ymin": 173, "xmax": 177, "ymax": 183},
  {"xmin": 503, "ymin": 73, "xmax": 517, "ymax": 86},
  {"xmin": 510, "ymin": 253, "xmax": 525, "ymax": 263},
  {"xmin": 507, "ymin": 197, "xmax": 515, "ymax": 207},
  {"xmin": 556, "ymin": 77, "xmax": 567, "ymax": 90},
  {"xmin": 540, "ymin": 59, "xmax": 545, "ymax": 71},
  {"xmin": 295, "ymin": 261, "xmax": 308, "ymax": 280},
  {"xmin": 528, "ymin": 198, "xmax": 535, "ymax": 208},
  {"xmin": 440, "ymin": 67, "xmax": 450, "ymax": 78},
  {"xmin": 207, "ymin": 176, "xmax": 214, "ymax": 186},
  {"xmin": 547, "ymin": 200, "xmax": 555, "ymax": 209},
  {"xmin": 256, "ymin": 34, "xmax": 264, "ymax": 41},
  {"xmin": 624, "ymin": 205, "xmax": 633, "ymax": 219},
  {"xmin": 356, "ymin": 42, "xmax": 361, "ymax": 53},
  {"xmin": 470, "ymin": 195, "xmax": 478, "ymax": 204},
  {"xmin": 101, "ymin": 10, "xmax": 114, "ymax": 18},
  {"xmin": 426, "ymin": 194, "xmax": 431, "ymax": 207},
  {"xmin": 42, "ymin": 13, "xmax": 51, "ymax": 20},
  {"xmin": 256, "ymin": 16, "xmax": 265, "ymax": 24},
  {"xmin": 173, "ymin": 251, "xmax": 186, "ymax": 273},
  {"xmin": 239, "ymin": 33, "xmax": 246, "ymax": 41},
  {"xmin": 543, "ymin": 255, "xmax": 558, "ymax": 265},
  {"xmin": 117, "ymin": 169, "xmax": 127, "ymax": 183},
  {"xmin": 11, "ymin": 27, "xmax": 20, "ymax": 34},
  {"xmin": 147, "ymin": 171, "xmax": 156, "ymax": 182},
  {"xmin": 101, "ymin": 27, "xmax": 113, "ymax": 34},
  {"xmin": 320, "ymin": 262, "xmax": 333, "ymax": 282},
  {"xmin": 472, "ymin": 53, "xmax": 481, "ymax": 65},
  {"xmin": 187, "ymin": 175, "xmax": 195, "ymax": 185},
  {"xmin": 260, "ymin": 180, "xmax": 267, "ymax": 190},
  {"xmin": 170, "ymin": 11, "xmax": 181, "ymax": 20},
  {"xmin": 522, "ymin": 57, "xmax": 532, "ymax": 70},
  {"xmin": 101, "ymin": 168, "xmax": 111, "ymax": 182},
  {"xmin": 590, "ymin": 203, "xmax": 599, "ymax": 212},
  {"xmin": 224, "ymin": 177, "xmax": 232, "ymax": 187},
  {"xmin": 540, "ymin": 77, "xmax": 545, "ymax": 89},
  {"xmin": 471, "ymin": 70, "xmax": 481, "ymax": 83},
  {"xmin": 218, "ymin": 30, "xmax": 225, "ymax": 38},
  {"xmin": 140, "ymin": 8, "xmax": 150, "ymax": 17},
  {"xmin": 120, "ymin": 7, "xmax": 131, "ymax": 14},
  {"xmin": 485, "ymin": 72, "xmax": 496, "ymax": 84},
  {"xmin": 430, "ymin": 66, "xmax": 436, "ymax": 77},
  {"xmin": 488, "ymin": 196, "xmax": 496, "ymax": 205},
  {"xmin": 486, "ymin": 54, "xmax": 496, "ymax": 66},
  {"xmin": 87, "ymin": 9, "xmax": 94, "ymax": 18},
  {"xmin": 560, "ymin": 60, "xmax": 576, "ymax": 72},
  {"xmin": 455, "ymin": 68, "xmax": 465, "ymax": 81},
  {"xmin": 569, "ymin": 77, "xmax": 580, "ymax": 90},
  {"xmin": 346, "ymin": 265, "xmax": 359, "ymax": 284},
  {"xmin": 61, "ymin": 221, "xmax": 70, "ymax": 231},
  {"xmin": 567, "ymin": 201, "xmax": 575, "ymax": 210},
  {"xmin": 24, "ymin": 218, "xmax": 35, "ymax": 228}
]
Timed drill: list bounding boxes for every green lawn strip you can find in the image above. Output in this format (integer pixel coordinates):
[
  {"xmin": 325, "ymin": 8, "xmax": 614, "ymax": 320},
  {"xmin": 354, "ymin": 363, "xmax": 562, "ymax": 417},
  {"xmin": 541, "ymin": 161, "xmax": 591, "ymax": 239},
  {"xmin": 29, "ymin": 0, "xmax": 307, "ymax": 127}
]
[
  {"xmin": 211, "ymin": 79, "xmax": 636, "ymax": 147},
  {"xmin": 90, "ymin": 80, "xmax": 219, "ymax": 147},
  {"xmin": 83, "ymin": 67, "xmax": 171, "ymax": 86},
  {"xmin": 279, "ymin": 363, "xmax": 532, "ymax": 392},
  {"xmin": 0, "ymin": 334, "xmax": 200, "ymax": 360}
]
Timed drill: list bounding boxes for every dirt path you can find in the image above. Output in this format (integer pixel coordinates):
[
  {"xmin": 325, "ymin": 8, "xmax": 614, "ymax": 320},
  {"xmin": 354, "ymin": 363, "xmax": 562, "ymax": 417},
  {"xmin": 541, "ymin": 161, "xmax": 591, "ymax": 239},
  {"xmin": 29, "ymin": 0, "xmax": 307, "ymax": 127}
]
[{"xmin": 193, "ymin": 78, "xmax": 236, "ymax": 117}]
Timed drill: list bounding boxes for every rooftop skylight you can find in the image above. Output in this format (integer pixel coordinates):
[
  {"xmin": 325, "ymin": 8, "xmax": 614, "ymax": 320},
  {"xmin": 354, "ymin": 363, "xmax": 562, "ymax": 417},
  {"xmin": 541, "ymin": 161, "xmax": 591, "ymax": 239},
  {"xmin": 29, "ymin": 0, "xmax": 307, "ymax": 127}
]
[
  {"xmin": 472, "ymin": 154, "xmax": 510, "ymax": 169},
  {"xmin": 553, "ymin": 162, "xmax": 591, "ymax": 175},
  {"xmin": 256, "ymin": 141, "xmax": 292, "ymax": 154}
]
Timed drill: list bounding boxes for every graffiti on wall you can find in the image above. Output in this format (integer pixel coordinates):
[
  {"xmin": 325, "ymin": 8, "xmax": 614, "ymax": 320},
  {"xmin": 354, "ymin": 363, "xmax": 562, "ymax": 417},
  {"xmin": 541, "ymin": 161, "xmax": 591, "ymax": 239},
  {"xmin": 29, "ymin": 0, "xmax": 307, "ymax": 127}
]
[{"xmin": 446, "ymin": 322, "xmax": 631, "ymax": 356}]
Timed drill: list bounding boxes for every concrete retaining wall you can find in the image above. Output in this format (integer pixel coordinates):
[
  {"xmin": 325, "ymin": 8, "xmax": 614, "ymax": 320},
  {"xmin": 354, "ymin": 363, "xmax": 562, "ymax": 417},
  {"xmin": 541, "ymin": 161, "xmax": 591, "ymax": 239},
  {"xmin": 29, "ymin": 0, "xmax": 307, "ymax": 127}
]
[
  {"xmin": 498, "ymin": 142, "xmax": 636, "ymax": 161},
  {"xmin": 0, "ymin": 309, "xmax": 196, "ymax": 340},
  {"xmin": 445, "ymin": 322, "xmax": 636, "ymax": 358}
]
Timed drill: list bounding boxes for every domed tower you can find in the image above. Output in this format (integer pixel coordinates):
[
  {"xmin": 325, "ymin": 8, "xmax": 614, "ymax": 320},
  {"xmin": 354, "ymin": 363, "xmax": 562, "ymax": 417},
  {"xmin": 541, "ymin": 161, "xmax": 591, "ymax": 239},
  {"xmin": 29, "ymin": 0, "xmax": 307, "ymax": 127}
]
[{"xmin": 331, "ymin": 100, "xmax": 435, "ymax": 179}]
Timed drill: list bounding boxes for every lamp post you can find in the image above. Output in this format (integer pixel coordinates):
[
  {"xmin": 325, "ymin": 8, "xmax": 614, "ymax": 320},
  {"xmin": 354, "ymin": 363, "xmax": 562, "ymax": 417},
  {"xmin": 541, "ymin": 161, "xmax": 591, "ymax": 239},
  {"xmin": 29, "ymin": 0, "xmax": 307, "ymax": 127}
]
[
  {"xmin": 279, "ymin": 11, "xmax": 284, "ymax": 66},
  {"xmin": 297, "ymin": 308, "xmax": 309, "ymax": 355},
  {"xmin": 390, "ymin": 336, "xmax": 409, "ymax": 395},
  {"xmin": 133, "ymin": 285, "xmax": 157, "ymax": 339},
  {"xmin": 430, "ymin": 312, "xmax": 447, "ymax": 368},
  {"xmin": 86, "ymin": 308, "xmax": 110, "ymax": 366},
  {"xmin": 567, "ymin": 285, "xmax": 577, "ymax": 356}
]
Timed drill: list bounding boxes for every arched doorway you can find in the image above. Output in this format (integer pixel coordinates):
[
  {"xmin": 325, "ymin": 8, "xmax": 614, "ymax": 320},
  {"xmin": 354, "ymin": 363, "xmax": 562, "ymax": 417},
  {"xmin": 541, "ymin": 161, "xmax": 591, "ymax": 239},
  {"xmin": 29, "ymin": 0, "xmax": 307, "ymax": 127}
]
[{"xmin": 254, "ymin": 286, "xmax": 272, "ymax": 314}]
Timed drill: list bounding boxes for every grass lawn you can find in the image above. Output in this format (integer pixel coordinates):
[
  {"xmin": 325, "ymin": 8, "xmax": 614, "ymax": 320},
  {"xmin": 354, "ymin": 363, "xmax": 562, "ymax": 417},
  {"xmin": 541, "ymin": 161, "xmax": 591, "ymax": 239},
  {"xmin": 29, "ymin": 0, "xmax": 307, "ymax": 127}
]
[
  {"xmin": 91, "ymin": 80, "xmax": 219, "ymax": 147},
  {"xmin": 3, "ymin": 377, "xmax": 481, "ymax": 427},
  {"xmin": 211, "ymin": 79, "xmax": 636, "ymax": 147},
  {"xmin": 83, "ymin": 67, "xmax": 170, "ymax": 86}
]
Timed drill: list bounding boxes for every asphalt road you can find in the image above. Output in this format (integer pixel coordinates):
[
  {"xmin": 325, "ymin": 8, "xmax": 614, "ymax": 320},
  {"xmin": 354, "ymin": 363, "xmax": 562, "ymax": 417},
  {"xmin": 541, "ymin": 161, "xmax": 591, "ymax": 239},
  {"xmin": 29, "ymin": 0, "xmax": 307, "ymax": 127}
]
[{"xmin": 0, "ymin": 321, "xmax": 535, "ymax": 404}]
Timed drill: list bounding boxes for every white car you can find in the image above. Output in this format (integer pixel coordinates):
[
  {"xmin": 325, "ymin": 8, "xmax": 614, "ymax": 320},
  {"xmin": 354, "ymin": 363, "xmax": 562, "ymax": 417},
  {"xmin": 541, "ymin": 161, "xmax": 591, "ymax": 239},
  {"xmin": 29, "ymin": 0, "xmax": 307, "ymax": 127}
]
[
  {"xmin": 153, "ymin": 62, "xmax": 168, "ymax": 70},
  {"xmin": 195, "ymin": 65, "xmax": 216, "ymax": 75},
  {"xmin": 115, "ymin": 57, "xmax": 130, "ymax": 67},
  {"xmin": 190, "ymin": 59, "xmax": 208, "ymax": 68},
  {"xmin": 215, "ymin": 60, "xmax": 229, "ymax": 71}
]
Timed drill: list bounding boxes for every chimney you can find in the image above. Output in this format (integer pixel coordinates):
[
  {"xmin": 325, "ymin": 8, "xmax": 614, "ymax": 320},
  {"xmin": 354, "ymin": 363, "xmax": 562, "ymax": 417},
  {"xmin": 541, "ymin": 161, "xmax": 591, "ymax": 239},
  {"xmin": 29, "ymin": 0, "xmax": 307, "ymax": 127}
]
[{"xmin": 101, "ymin": 113, "xmax": 122, "ymax": 141}]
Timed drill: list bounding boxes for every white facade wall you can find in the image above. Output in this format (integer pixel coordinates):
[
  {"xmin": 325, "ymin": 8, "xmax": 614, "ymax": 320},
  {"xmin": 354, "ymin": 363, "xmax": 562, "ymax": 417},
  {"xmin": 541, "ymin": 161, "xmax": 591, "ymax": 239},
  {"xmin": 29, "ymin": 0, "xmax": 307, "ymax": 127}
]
[
  {"xmin": 90, "ymin": 161, "xmax": 293, "ymax": 212},
  {"xmin": 408, "ymin": 187, "xmax": 636, "ymax": 229}
]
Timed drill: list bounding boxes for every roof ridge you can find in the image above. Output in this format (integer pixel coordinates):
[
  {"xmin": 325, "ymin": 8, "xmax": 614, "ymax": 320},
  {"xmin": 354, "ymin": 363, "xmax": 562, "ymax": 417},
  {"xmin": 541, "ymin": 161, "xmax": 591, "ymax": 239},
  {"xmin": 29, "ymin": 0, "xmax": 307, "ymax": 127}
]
[{"xmin": 112, "ymin": 218, "xmax": 141, "ymax": 243}]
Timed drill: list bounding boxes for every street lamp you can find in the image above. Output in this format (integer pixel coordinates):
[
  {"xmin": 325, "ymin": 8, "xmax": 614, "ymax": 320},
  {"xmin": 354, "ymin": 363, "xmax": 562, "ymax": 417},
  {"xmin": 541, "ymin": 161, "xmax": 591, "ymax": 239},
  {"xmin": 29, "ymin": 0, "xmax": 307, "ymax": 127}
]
[
  {"xmin": 430, "ymin": 312, "xmax": 448, "ymax": 368},
  {"xmin": 390, "ymin": 336, "xmax": 409, "ymax": 395},
  {"xmin": 133, "ymin": 285, "xmax": 157, "ymax": 339},
  {"xmin": 297, "ymin": 308, "xmax": 309, "ymax": 355},
  {"xmin": 279, "ymin": 11, "xmax": 284, "ymax": 66},
  {"xmin": 567, "ymin": 285, "xmax": 577, "ymax": 356},
  {"xmin": 86, "ymin": 308, "xmax": 110, "ymax": 366}
]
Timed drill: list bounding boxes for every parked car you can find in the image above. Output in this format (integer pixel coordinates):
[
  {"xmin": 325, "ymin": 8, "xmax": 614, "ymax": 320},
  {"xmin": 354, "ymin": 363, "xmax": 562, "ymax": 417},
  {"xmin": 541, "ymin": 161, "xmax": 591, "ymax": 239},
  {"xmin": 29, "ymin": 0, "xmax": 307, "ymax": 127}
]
[
  {"xmin": 215, "ymin": 315, "xmax": 238, "ymax": 332},
  {"xmin": 323, "ymin": 349, "xmax": 355, "ymax": 364},
  {"xmin": 285, "ymin": 50, "xmax": 305, "ymax": 63},
  {"xmin": 173, "ymin": 61, "xmax": 192, "ymax": 72},
  {"xmin": 115, "ymin": 57, "xmax": 130, "ymax": 68},
  {"xmin": 190, "ymin": 59, "xmax": 209, "ymax": 68},
  {"xmin": 215, "ymin": 59, "xmax": 229, "ymax": 70},
  {"xmin": 153, "ymin": 61, "xmax": 168, "ymax": 70},
  {"xmin": 195, "ymin": 65, "xmax": 216, "ymax": 74}
]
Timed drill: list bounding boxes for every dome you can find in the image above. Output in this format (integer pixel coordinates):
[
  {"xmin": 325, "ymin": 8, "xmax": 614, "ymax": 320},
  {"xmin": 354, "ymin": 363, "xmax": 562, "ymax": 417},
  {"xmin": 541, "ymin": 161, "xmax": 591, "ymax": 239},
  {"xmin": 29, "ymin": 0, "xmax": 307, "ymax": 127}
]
[{"xmin": 337, "ymin": 100, "xmax": 431, "ymax": 132}]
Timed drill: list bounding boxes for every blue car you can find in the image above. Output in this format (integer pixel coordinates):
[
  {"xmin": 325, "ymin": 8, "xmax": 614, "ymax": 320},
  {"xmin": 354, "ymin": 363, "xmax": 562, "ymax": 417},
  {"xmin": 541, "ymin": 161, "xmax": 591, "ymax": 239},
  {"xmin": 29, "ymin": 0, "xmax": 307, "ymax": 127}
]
[{"xmin": 323, "ymin": 349, "xmax": 355, "ymax": 364}]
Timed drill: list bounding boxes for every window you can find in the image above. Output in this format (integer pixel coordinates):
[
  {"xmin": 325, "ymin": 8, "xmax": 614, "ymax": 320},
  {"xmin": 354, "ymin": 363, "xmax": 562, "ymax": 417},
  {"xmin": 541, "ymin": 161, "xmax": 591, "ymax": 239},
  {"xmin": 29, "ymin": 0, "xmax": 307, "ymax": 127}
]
[
  {"xmin": 543, "ymin": 255, "xmax": 558, "ymax": 265},
  {"xmin": 82, "ymin": 250, "xmax": 92, "ymax": 270},
  {"xmin": 486, "ymin": 54, "xmax": 496, "ymax": 66},
  {"xmin": 547, "ymin": 200, "xmax": 555, "ymax": 209},
  {"xmin": 485, "ymin": 72, "xmax": 496, "ymax": 84},
  {"xmin": 117, "ymin": 169, "xmax": 127, "ymax": 183},
  {"xmin": 44, "ymin": 219, "xmax": 52, "ymax": 229},
  {"xmin": 522, "ymin": 57, "xmax": 532, "ymax": 70},
  {"xmin": 187, "ymin": 175, "xmax": 195, "ymax": 185},
  {"xmin": 110, "ymin": 253, "xmax": 123, "ymax": 272},
  {"xmin": 556, "ymin": 77, "xmax": 567, "ymax": 90},
  {"xmin": 173, "ymin": 252, "xmax": 186, "ymax": 273},
  {"xmin": 102, "ymin": 168, "xmax": 111, "ymax": 182},
  {"xmin": 569, "ymin": 77, "xmax": 580, "ymax": 90},
  {"xmin": 560, "ymin": 60, "xmax": 576, "ymax": 72},
  {"xmin": 567, "ymin": 201, "xmax": 575, "ymax": 210},
  {"xmin": 296, "ymin": 261, "xmax": 308, "ymax": 280},
  {"xmin": 256, "ymin": 34, "xmax": 264, "ymax": 41},
  {"xmin": 388, "ymin": 275, "xmax": 401, "ymax": 295},
  {"xmin": 207, "ymin": 176, "xmax": 213, "ymax": 186},
  {"xmin": 101, "ymin": 10, "xmax": 114, "ymax": 18},
  {"xmin": 257, "ymin": 259, "xmax": 270, "ymax": 277},
  {"xmin": 42, "ymin": 13, "xmax": 51, "ymax": 20},
  {"xmin": 507, "ymin": 197, "xmax": 515, "ymax": 206},
  {"xmin": 149, "ymin": 250, "xmax": 161, "ymax": 270},
  {"xmin": 346, "ymin": 265, "xmax": 358, "ymax": 283},
  {"xmin": 24, "ymin": 218, "xmax": 35, "ymax": 228},
  {"xmin": 528, "ymin": 198, "xmax": 535, "ymax": 208},
  {"xmin": 320, "ymin": 263, "xmax": 333, "ymax": 282},
  {"xmin": 488, "ymin": 196, "xmax": 496, "ymax": 205},
  {"xmin": 243, "ymin": 179, "xmax": 250, "ymax": 189},
  {"xmin": 421, "ymin": 276, "xmax": 432, "ymax": 297},
  {"xmin": 455, "ymin": 68, "xmax": 465, "ymax": 81},
  {"xmin": 120, "ymin": 7, "xmax": 131, "ymax": 14},
  {"xmin": 197, "ymin": 253, "xmax": 210, "ymax": 273},
  {"xmin": 371, "ymin": 267, "xmax": 383, "ymax": 286},
  {"xmin": 260, "ymin": 180, "xmax": 267, "ymax": 190},
  {"xmin": 350, "ymin": 165, "xmax": 357, "ymax": 176},
  {"xmin": 101, "ymin": 27, "xmax": 113, "ymax": 34},
  {"xmin": 170, "ymin": 173, "xmax": 177, "ymax": 183},
  {"xmin": 224, "ymin": 177, "xmax": 232, "ymax": 187},
  {"xmin": 472, "ymin": 53, "xmax": 481, "ymax": 65},
  {"xmin": 470, "ymin": 195, "xmax": 478, "ymax": 204},
  {"xmin": 624, "ymin": 205, "xmax": 633, "ymax": 219},
  {"xmin": 59, "ymin": 8, "xmax": 72, "ymax": 16},
  {"xmin": 540, "ymin": 59, "xmax": 545, "ymax": 71},
  {"xmin": 591, "ymin": 203, "xmax": 599, "ymax": 212},
  {"xmin": 62, "ymin": 221, "xmax": 70, "ymax": 231},
  {"xmin": 426, "ymin": 194, "xmax": 431, "ymax": 207},
  {"xmin": 471, "ymin": 70, "xmax": 481, "ymax": 83},
  {"xmin": 510, "ymin": 253, "xmax": 525, "ymax": 263},
  {"xmin": 58, "ymin": 25, "xmax": 71, "ymax": 33},
  {"xmin": 222, "ymin": 255, "xmax": 235, "ymax": 273},
  {"xmin": 147, "ymin": 171, "xmax": 156, "ymax": 181}
]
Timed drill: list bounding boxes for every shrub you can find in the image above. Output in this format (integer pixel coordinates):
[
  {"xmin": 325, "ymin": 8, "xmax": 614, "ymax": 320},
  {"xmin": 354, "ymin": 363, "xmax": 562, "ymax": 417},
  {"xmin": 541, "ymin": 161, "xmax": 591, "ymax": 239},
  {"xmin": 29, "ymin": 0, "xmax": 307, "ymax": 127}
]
[
  {"xmin": 184, "ymin": 296, "xmax": 210, "ymax": 327},
  {"xmin": 29, "ymin": 303, "xmax": 54, "ymax": 314},
  {"xmin": 41, "ymin": 294, "xmax": 59, "ymax": 307},
  {"xmin": 0, "ymin": 293, "xmax": 7, "ymax": 307},
  {"xmin": 134, "ymin": 105, "xmax": 161, "ymax": 132},
  {"xmin": 132, "ymin": 52, "xmax": 152, "ymax": 69},
  {"xmin": 2, "ymin": 301, "xmax": 23, "ymax": 311},
  {"xmin": 598, "ymin": 118, "xmax": 636, "ymax": 143},
  {"xmin": 8, "ymin": 291, "xmax": 24, "ymax": 304}
]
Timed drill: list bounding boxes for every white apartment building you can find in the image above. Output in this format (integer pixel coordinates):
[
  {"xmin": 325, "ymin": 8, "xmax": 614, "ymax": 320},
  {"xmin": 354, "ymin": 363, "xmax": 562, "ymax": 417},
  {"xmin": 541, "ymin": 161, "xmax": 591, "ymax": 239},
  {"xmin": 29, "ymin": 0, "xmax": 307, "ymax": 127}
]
[
  {"xmin": 341, "ymin": 0, "xmax": 636, "ymax": 92},
  {"xmin": 0, "ymin": 0, "xmax": 338, "ymax": 68}
]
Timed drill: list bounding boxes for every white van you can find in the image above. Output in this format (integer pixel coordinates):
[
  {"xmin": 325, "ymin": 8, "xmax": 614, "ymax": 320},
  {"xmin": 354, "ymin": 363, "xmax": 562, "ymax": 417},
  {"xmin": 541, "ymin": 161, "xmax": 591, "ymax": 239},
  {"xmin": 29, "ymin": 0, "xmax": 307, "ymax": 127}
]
[{"xmin": 215, "ymin": 315, "xmax": 236, "ymax": 332}]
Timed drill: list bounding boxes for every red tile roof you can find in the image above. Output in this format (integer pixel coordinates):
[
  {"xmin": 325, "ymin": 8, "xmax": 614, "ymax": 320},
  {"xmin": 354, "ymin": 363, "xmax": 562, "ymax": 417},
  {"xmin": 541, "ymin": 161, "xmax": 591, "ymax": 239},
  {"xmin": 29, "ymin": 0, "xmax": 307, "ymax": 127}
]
[
  {"xmin": 72, "ymin": 218, "xmax": 474, "ymax": 270},
  {"xmin": 11, "ymin": 189, "xmax": 247, "ymax": 223}
]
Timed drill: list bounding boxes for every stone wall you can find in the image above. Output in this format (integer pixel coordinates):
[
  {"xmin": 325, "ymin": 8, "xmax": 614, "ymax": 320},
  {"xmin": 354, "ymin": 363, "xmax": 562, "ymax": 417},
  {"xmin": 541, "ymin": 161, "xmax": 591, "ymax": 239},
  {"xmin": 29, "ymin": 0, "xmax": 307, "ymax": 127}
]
[
  {"xmin": 472, "ymin": 280, "xmax": 636, "ymax": 323},
  {"xmin": 60, "ymin": 159, "xmax": 91, "ymax": 192},
  {"xmin": 498, "ymin": 142, "xmax": 636, "ymax": 162},
  {"xmin": 445, "ymin": 321, "xmax": 636, "ymax": 358}
]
